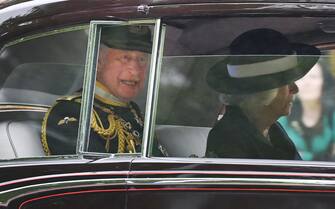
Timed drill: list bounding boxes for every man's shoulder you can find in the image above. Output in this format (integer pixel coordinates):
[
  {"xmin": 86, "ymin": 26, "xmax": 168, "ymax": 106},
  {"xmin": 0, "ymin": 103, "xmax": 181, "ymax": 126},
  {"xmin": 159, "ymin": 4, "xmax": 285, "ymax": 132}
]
[
  {"xmin": 51, "ymin": 93, "xmax": 82, "ymax": 110},
  {"xmin": 56, "ymin": 93, "xmax": 82, "ymax": 103},
  {"xmin": 42, "ymin": 93, "xmax": 82, "ymax": 155},
  {"xmin": 46, "ymin": 93, "xmax": 83, "ymax": 121}
]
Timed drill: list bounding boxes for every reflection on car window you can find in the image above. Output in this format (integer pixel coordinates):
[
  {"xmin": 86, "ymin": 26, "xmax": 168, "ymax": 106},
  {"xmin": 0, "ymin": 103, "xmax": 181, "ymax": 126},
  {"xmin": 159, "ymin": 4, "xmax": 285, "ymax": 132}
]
[
  {"xmin": 154, "ymin": 56, "xmax": 220, "ymax": 157},
  {"xmin": 153, "ymin": 18, "xmax": 335, "ymax": 161},
  {"xmin": 0, "ymin": 27, "xmax": 88, "ymax": 159}
]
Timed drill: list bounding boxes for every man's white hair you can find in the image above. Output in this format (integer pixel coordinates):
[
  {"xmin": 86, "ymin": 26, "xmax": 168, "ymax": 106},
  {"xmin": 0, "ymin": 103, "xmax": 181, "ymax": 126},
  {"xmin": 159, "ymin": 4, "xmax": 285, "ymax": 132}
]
[
  {"xmin": 96, "ymin": 43, "xmax": 110, "ymax": 81},
  {"xmin": 98, "ymin": 44, "xmax": 109, "ymax": 65}
]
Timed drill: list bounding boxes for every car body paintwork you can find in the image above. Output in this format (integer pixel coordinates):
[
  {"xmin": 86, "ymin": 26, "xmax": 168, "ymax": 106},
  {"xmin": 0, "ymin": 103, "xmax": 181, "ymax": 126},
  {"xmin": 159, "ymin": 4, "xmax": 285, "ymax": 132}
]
[{"xmin": 1, "ymin": 0, "xmax": 335, "ymax": 209}]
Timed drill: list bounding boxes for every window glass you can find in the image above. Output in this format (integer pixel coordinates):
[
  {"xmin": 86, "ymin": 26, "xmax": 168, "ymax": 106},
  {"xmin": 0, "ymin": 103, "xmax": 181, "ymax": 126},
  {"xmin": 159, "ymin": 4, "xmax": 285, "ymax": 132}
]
[
  {"xmin": 0, "ymin": 26, "xmax": 88, "ymax": 159},
  {"xmin": 87, "ymin": 24, "xmax": 154, "ymax": 154},
  {"xmin": 154, "ymin": 55, "xmax": 220, "ymax": 157},
  {"xmin": 278, "ymin": 52, "xmax": 335, "ymax": 161},
  {"xmin": 153, "ymin": 17, "xmax": 335, "ymax": 161}
]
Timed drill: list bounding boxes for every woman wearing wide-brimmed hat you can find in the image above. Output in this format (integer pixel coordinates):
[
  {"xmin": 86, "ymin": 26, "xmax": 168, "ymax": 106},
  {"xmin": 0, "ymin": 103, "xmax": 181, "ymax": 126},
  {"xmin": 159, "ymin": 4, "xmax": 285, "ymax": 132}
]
[{"xmin": 206, "ymin": 28, "xmax": 320, "ymax": 159}]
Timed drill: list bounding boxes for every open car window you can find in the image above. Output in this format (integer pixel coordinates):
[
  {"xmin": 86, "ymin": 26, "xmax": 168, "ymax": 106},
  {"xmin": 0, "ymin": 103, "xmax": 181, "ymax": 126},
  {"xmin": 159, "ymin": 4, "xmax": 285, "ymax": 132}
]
[
  {"xmin": 0, "ymin": 26, "xmax": 88, "ymax": 159},
  {"xmin": 0, "ymin": 20, "xmax": 160, "ymax": 159},
  {"xmin": 81, "ymin": 22, "xmax": 156, "ymax": 156},
  {"xmin": 0, "ymin": 27, "xmax": 88, "ymax": 106},
  {"xmin": 152, "ymin": 17, "xmax": 335, "ymax": 162}
]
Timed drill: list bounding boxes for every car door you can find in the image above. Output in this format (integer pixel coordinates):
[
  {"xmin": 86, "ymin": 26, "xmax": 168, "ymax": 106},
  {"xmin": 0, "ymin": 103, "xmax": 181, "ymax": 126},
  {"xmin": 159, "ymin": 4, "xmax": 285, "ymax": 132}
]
[
  {"xmin": 0, "ymin": 24, "xmax": 133, "ymax": 209},
  {"xmin": 0, "ymin": 16, "xmax": 162, "ymax": 209},
  {"xmin": 128, "ymin": 11, "xmax": 335, "ymax": 209}
]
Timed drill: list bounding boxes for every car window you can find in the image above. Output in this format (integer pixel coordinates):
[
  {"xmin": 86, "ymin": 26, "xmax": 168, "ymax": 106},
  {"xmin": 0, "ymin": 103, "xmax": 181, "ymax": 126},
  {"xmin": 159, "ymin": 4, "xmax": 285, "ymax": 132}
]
[
  {"xmin": 0, "ymin": 26, "xmax": 88, "ymax": 159},
  {"xmin": 0, "ymin": 27, "xmax": 88, "ymax": 105},
  {"xmin": 79, "ymin": 22, "xmax": 156, "ymax": 156},
  {"xmin": 0, "ymin": 20, "xmax": 160, "ymax": 159},
  {"xmin": 278, "ymin": 51, "xmax": 335, "ymax": 161},
  {"xmin": 152, "ymin": 17, "xmax": 335, "ymax": 161}
]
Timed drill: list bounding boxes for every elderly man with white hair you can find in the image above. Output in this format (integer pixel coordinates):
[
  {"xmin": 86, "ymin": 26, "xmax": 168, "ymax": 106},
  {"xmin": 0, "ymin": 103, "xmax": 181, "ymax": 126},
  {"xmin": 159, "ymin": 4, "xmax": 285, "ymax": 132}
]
[{"xmin": 41, "ymin": 25, "xmax": 165, "ymax": 156}]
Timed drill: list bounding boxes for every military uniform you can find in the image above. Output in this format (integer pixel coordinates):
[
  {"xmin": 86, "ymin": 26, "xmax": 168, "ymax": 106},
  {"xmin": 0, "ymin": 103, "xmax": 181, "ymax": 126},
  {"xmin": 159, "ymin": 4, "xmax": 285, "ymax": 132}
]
[{"xmin": 41, "ymin": 82, "xmax": 144, "ymax": 155}]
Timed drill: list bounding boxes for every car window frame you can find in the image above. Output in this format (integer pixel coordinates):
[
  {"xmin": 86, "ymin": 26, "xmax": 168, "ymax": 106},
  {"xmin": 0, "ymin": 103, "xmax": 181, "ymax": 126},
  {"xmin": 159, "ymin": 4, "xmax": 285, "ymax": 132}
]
[{"xmin": 77, "ymin": 19, "xmax": 165, "ymax": 158}]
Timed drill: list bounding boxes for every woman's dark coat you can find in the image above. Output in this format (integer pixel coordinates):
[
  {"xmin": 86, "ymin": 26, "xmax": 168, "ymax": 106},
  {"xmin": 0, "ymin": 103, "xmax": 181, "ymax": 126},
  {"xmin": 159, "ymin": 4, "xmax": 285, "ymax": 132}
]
[{"xmin": 206, "ymin": 106, "xmax": 301, "ymax": 160}]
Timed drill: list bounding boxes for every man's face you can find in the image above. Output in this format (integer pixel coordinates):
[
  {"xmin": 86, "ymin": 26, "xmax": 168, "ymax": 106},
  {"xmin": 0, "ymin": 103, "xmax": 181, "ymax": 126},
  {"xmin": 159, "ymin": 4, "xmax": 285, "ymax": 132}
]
[{"xmin": 97, "ymin": 48, "xmax": 149, "ymax": 102}]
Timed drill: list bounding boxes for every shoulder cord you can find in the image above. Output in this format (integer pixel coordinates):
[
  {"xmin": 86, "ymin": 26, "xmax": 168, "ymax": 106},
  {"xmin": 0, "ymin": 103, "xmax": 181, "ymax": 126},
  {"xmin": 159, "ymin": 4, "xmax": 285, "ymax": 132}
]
[
  {"xmin": 40, "ymin": 104, "xmax": 56, "ymax": 155},
  {"xmin": 41, "ymin": 96, "xmax": 81, "ymax": 155},
  {"xmin": 90, "ymin": 106, "xmax": 138, "ymax": 153},
  {"xmin": 42, "ymin": 99, "xmax": 139, "ymax": 154}
]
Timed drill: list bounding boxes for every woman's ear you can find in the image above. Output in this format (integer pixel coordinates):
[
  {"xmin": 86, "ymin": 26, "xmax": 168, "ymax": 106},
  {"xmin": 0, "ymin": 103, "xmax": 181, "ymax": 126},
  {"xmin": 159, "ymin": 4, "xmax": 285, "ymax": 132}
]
[{"xmin": 217, "ymin": 104, "xmax": 226, "ymax": 121}]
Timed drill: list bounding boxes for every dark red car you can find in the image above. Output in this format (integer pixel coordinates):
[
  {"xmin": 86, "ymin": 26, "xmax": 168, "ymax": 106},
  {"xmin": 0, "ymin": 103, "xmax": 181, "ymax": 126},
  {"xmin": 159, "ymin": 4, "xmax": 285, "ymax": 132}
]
[{"xmin": 1, "ymin": 0, "xmax": 335, "ymax": 208}]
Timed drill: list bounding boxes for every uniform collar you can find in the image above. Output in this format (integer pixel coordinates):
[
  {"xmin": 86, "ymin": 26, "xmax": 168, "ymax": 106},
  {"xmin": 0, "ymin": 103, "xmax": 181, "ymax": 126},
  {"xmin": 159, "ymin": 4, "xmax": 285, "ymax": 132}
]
[{"xmin": 95, "ymin": 81, "xmax": 128, "ymax": 107}]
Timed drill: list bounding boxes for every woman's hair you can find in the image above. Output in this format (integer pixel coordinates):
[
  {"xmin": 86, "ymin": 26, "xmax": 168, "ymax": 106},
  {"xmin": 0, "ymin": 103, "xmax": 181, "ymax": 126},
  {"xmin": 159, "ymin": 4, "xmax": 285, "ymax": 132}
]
[{"xmin": 220, "ymin": 88, "xmax": 279, "ymax": 111}]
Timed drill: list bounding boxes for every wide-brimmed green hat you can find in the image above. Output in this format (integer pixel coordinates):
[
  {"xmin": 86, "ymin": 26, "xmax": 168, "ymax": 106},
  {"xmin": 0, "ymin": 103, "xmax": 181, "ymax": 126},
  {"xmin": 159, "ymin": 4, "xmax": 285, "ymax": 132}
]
[
  {"xmin": 206, "ymin": 28, "xmax": 320, "ymax": 94},
  {"xmin": 101, "ymin": 25, "xmax": 152, "ymax": 53}
]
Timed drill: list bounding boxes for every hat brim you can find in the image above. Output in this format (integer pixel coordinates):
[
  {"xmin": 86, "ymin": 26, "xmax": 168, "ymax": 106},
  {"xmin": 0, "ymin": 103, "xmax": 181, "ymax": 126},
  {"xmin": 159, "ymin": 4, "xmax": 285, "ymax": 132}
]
[
  {"xmin": 103, "ymin": 40, "xmax": 152, "ymax": 54},
  {"xmin": 206, "ymin": 43, "xmax": 320, "ymax": 94},
  {"xmin": 101, "ymin": 25, "xmax": 152, "ymax": 54}
]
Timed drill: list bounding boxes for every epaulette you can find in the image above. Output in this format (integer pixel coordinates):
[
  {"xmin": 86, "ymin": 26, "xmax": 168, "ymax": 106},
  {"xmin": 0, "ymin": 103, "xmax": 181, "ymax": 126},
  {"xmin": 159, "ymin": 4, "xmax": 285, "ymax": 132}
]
[{"xmin": 56, "ymin": 93, "xmax": 82, "ymax": 102}]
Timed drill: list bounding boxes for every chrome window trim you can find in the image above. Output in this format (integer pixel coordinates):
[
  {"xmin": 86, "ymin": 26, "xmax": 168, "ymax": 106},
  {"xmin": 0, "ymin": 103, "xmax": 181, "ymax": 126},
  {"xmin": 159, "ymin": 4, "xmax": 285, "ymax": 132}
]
[
  {"xmin": 145, "ymin": 156, "xmax": 335, "ymax": 167},
  {"xmin": 2, "ymin": 25, "xmax": 88, "ymax": 49},
  {"xmin": 77, "ymin": 19, "xmax": 162, "ymax": 156},
  {"xmin": 126, "ymin": 177, "xmax": 335, "ymax": 188},
  {"xmin": 142, "ymin": 19, "xmax": 165, "ymax": 157},
  {"xmin": 76, "ymin": 20, "xmax": 102, "ymax": 154}
]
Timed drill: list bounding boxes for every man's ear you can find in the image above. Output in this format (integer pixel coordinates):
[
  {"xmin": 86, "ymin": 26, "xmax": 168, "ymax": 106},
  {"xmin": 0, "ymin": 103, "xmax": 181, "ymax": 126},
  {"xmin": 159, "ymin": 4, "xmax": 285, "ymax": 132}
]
[{"xmin": 97, "ymin": 46, "xmax": 107, "ymax": 73}]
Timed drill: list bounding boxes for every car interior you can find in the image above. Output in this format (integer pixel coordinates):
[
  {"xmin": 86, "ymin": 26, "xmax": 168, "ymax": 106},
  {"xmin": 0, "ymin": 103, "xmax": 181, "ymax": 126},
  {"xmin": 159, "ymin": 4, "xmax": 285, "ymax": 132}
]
[
  {"xmin": 0, "ymin": 16, "xmax": 335, "ymax": 160},
  {"xmin": 0, "ymin": 28, "xmax": 87, "ymax": 158}
]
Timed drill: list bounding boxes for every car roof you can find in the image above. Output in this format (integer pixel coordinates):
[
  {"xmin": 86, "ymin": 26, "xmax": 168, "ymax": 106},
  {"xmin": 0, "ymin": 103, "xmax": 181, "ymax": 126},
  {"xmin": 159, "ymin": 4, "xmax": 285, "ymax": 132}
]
[{"xmin": 0, "ymin": 0, "xmax": 335, "ymax": 47}]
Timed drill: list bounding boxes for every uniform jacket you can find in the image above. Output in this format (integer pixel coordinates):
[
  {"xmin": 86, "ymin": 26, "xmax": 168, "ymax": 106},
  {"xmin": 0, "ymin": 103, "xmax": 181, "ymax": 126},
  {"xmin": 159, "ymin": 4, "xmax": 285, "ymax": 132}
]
[
  {"xmin": 206, "ymin": 106, "xmax": 301, "ymax": 160},
  {"xmin": 41, "ymin": 94, "xmax": 143, "ymax": 155}
]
